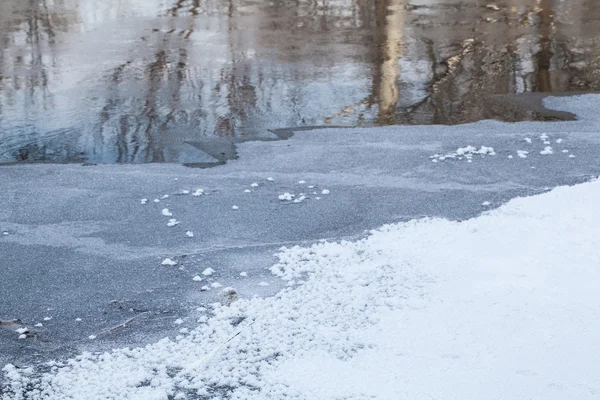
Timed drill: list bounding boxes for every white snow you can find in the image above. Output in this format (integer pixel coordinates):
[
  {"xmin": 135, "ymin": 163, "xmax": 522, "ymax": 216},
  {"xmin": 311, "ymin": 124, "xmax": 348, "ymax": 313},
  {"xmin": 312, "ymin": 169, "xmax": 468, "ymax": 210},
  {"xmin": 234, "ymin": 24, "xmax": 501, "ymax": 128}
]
[
  {"xmin": 540, "ymin": 133, "xmax": 549, "ymax": 140},
  {"xmin": 562, "ymin": 149, "xmax": 569, "ymax": 153},
  {"xmin": 431, "ymin": 145, "xmax": 496, "ymax": 162},
  {"xmin": 161, "ymin": 194, "xmax": 169, "ymax": 199},
  {"xmin": 153, "ymin": 199, "xmax": 160, "ymax": 203},
  {"xmin": 192, "ymin": 276, "xmax": 203, "ymax": 282},
  {"xmin": 232, "ymin": 205, "xmax": 239, "ymax": 210},
  {"xmin": 258, "ymin": 281, "xmax": 270, "ymax": 287},
  {"xmin": 17, "ymin": 335, "xmax": 27, "ymax": 340},
  {"xmin": 167, "ymin": 219, "xmax": 180, "ymax": 227},
  {"xmin": 556, "ymin": 138, "xmax": 563, "ymax": 144},
  {"xmin": 185, "ymin": 231, "xmax": 194, "ymax": 238},
  {"xmin": 161, "ymin": 208, "xmax": 173, "ymax": 217},
  {"xmin": 481, "ymin": 201, "xmax": 491, "ymax": 206},
  {"xmin": 34, "ymin": 323, "xmax": 42, "ymax": 328},
  {"xmin": 87, "ymin": 336, "xmax": 96, "ymax": 340},
  {"xmin": 201, "ymin": 268, "xmax": 215, "ymax": 276},
  {"xmin": 200, "ymin": 286, "xmax": 210, "ymax": 292},
  {"xmin": 278, "ymin": 193, "xmax": 294, "ymax": 201},
  {"xmin": 540, "ymin": 146, "xmax": 554, "ymax": 155},
  {"xmin": 244, "ymin": 189, "xmax": 251, "ymax": 193},
  {"xmin": 15, "ymin": 328, "xmax": 28, "ymax": 335},
  {"xmin": 298, "ymin": 180, "xmax": 306, "ymax": 184},
  {"xmin": 517, "ymin": 150, "xmax": 529, "ymax": 158},
  {"xmin": 42, "ymin": 317, "xmax": 52, "ymax": 321},
  {"xmin": 321, "ymin": 189, "xmax": 330, "ymax": 195},
  {"xmin": 173, "ymin": 319, "xmax": 184, "ymax": 325},
  {"xmin": 161, "ymin": 258, "xmax": 177, "ymax": 266},
  {"xmin": 250, "ymin": 183, "xmax": 259, "ymax": 187},
  {"xmin": 140, "ymin": 199, "xmax": 148, "ymax": 205},
  {"xmin": 524, "ymin": 137, "xmax": 532, "ymax": 143},
  {"xmin": 75, "ymin": 318, "xmax": 82, "ymax": 322},
  {"xmin": 267, "ymin": 177, "xmax": 274, "ymax": 181},
  {"xmin": 192, "ymin": 189, "xmax": 204, "ymax": 196},
  {"xmin": 210, "ymin": 282, "xmax": 223, "ymax": 288},
  {"xmin": 181, "ymin": 190, "xmax": 190, "ymax": 195},
  {"xmin": 239, "ymin": 272, "xmax": 248, "ymax": 277}
]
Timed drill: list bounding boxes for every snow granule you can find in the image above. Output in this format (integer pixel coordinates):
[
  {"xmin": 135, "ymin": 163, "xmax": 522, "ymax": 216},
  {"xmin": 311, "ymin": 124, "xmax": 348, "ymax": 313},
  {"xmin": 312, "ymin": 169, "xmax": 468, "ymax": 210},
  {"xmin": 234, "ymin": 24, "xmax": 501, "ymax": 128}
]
[
  {"xmin": 507, "ymin": 155, "xmax": 513, "ymax": 159},
  {"xmin": 321, "ymin": 189, "xmax": 330, "ymax": 195},
  {"xmin": 278, "ymin": 193, "xmax": 294, "ymax": 201},
  {"xmin": 517, "ymin": 150, "xmax": 529, "ymax": 158},
  {"xmin": 153, "ymin": 199, "xmax": 160, "ymax": 203},
  {"xmin": 267, "ymin": 177, "xmax": 274, "ymax": 181},
  {"xmin": 232, "ymin": 205, "xmax": 239, "ymax": 210},
  {"xmin": 185, "ymin": 231, "xmax": 194, "ymax": 238},
  {"xmin": 182, "ymin": 190, "xmax": 190, "ymax": 195},
  {"xmin": 140, "ymin": 199, "xmax": 148, "ymax": 205},
  {"xmin": 88, "ymin": 335, "xmax": 96, "ymax": 340},
  {"xmin": 16, "ymin": 328, "xmax": 28, "ymax": 334},
  {"xmin": 562, "ymin": 149, "xmax": 569, "ymax": 153},
  {"xmin": 201, "ymin": 268, "xmax": 215, "ymax": 276},
  {"xmin": 569, "ymin": 154, "xmax": 576, "ymax": 158},
  {"xmin": 43, "ymin": 317, "xmax": 52, "ymax": 321},
  {"xmin": 540, "ymin": 133, "xmax": 549, "ymax": 140},
  {"xmin": 75, "ymin": 318, "xmax": 82, "ymax": 322},
  {"xmin": 174, "ymin": 319, "xmax": 184, "ymax": 325},
  {"xmin": 192, "ymin": 189, "xmax": 204, "ymax": 196},
  {"xmin": 210, "ymin": 282, "xmax": 223, "ymax": 288},
  {"xmin": 34, "ymin": 323, "xmax": 43, "ymax": 328},
  {"xmin": 524, "ymin": 137, "xmax": 532, "ymax": 143},
  {"xmin": 18, "ymin": 335, "xmax": 27, "ymax": 340},
  {"xmin": 167, "ymin": 219, "xmax": 180, "ymax": 227},
  {"xmin": 161, "ymin": 258, "xmax": 177, "ymax": 266},
  {"xmin": 482, "ymin": 201, "xmax": 491, "ymax": 206},
  {"xmin": 161, "ymin": 194, "xmax": 169, "ymax": 199},
  {"xmin": 244, "ymin": 189, "xmax": 251, "ymax": 193},
  {"xmin": 540, "ymin": 146, "xmax": 554, "ymax": 155},
  {"xmin": 179, "ymin": 328, "xmax": 189, "ymax": 334},
  {"xmin": 298, "ymin": 180, "xmax": 306, "ymax": 184},
  {"xmin": 200, "ymin": 286, "xmax": 210, "ymax": 291},
  {"xmin": 192, "ymin": 276, "xmax": 203, "ymax": 282},
  {"xmin": 251, "ymin": 183, "xmax": 259, "ymax": 187},
  {"xmin": 556, "ymin": 138, "xmax": 563, "ymax": 144},
  {"xmin": 240, "ymin": 272, "xmax": 248, "ymax": 277},
  {"xmin": 161, "ymin": 208, "xmax": 173, "ymax": 217}
]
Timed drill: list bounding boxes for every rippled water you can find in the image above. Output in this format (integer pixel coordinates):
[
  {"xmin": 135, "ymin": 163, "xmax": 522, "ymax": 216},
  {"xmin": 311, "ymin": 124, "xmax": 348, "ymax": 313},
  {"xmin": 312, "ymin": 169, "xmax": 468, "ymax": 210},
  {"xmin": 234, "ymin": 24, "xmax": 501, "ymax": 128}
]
[{"xmin": 1, "ymin": 0, "xmax": 599, "ymax": 163}]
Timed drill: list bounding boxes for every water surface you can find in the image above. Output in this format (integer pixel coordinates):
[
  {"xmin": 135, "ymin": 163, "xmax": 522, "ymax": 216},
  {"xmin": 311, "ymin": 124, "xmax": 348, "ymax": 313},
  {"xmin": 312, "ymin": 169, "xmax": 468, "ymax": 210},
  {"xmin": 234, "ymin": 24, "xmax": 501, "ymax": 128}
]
[{"xmin": 1, "ymin": 0, "xmax": 599, "ymax": 163}]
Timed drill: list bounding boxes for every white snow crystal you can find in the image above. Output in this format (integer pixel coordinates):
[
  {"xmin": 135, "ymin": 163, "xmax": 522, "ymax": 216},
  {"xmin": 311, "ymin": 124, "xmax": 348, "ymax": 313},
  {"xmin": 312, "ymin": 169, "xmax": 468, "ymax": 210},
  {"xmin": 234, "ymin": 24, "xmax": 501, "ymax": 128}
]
[
  {"xmin": 140, "ymin": 199, "xmax": 148, "ymax": 205},
  {"xmin": 161, "ymin": 208, "xmax": 173, "ymax": 217},
  {"xmin": 239, "ymin": 272, "xmax": 248, "ymax": 277},
  {"xmin": 321, "ymin": 189, "xmax": 330, "ymax": 195},
  {"xmin": 161, "ymin": 258, "xmax": 177, "ymax": 266},
  {"xmin": 174, "ymin": 319, "xmax": 184, "ymax": 325},
  {"xmin": 179, "ymin": 328, "xmax": 189, "ymax": 334},
  {"xmin": 201, "ymin": 268, "xmax": 215, "ymax": 276},
  {"xmin": 308, "ymin": 185, "xmax": 314, "ymax": 189},
  {"xmin": 540, "ymin": 146, "xmax": 554, "ymax": 155},
  {"xmin": 315, "ymin": 197, "xmax": 321, "ymax": 200},
  {"xmin": 278, "ymin": 193, "xmax": 294, "ymax": 201},
  {"xmin": 167, "ymin": 219, "xmax": 180, "ymax": 227}
]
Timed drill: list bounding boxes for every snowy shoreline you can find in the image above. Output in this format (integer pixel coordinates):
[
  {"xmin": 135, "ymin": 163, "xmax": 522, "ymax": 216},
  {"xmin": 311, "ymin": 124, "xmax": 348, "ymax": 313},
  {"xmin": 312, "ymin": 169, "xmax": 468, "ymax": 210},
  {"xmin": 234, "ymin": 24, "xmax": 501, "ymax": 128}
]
[
  {"xmin": 3, "ymin": 95, "xmax": 600, "ymax": 399},
  {"xmin": 3, "ymin": 177, "xmax": 600, "ymax": 399}
]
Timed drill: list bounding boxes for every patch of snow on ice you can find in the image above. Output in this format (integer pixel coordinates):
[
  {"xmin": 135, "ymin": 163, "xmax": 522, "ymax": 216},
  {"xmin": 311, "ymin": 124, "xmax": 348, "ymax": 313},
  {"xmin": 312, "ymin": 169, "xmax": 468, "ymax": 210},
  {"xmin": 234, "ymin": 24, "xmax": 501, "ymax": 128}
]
[
  {"xmin": 278, "ymin": 193, "xmax": 294, "ymax": 201},
  {"xmin": 161, "ymin": 258, "xmax": 177, "ymax": 266},
  {"xmin": 540, "ymin": 146, "xmax": 554, "ymax": 155},
  {"xmin": 161, "ymin": 208, "xmax": 173, "ymax": 217},
  {"xmin": 201, "ymin": 268, "xmax": 215, "ymax": 276},
  {"xmin": 192, "ymin": 189, "xmax": 204, "ymax": 197},
  {"xmin": 167, "ymin": 219, "xmax": 180, "ymax": 227},
  {"xmin": 140, "ymin": 199, "xmax": 148, "ymax": 205},
  {"xmin": 185, "ymin": 231, "xmax": 194, "ymax": 238},
  {"xmin": 517, "ymin": 150, "xmax": 529, "ymax": 159}
]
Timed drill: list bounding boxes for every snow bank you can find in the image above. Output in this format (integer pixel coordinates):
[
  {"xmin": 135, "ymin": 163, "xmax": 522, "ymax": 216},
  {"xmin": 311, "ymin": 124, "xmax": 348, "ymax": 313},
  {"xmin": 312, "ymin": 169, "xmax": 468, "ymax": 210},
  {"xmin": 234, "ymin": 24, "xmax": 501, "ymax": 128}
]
[{"xmin": 3, "ymin": 179, "xmax": 600, "ymax": 399}]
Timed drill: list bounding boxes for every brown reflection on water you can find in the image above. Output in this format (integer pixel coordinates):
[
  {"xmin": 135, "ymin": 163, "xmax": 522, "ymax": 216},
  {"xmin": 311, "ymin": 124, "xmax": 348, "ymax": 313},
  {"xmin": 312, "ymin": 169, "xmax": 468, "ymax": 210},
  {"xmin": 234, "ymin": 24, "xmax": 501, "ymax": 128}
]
[{"xmin": 1, "ymin": 0, "xmax": 600, "ymax": 163}]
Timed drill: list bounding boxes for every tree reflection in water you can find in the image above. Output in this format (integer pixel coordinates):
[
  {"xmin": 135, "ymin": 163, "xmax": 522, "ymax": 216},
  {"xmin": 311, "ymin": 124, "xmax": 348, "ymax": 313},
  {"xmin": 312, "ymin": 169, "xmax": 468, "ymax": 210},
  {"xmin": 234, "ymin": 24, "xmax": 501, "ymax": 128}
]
[{"xmin": 1, "ymin": 0, "xmax": 599, "ymax": 163}]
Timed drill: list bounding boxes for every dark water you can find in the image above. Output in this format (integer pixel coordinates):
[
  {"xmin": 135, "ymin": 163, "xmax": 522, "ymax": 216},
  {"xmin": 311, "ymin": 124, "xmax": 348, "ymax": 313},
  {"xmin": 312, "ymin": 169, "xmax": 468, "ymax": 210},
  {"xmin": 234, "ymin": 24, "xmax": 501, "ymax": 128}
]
[{"xmin": 1, "ymin": 0, "xmax": 599, "ymax": 164}]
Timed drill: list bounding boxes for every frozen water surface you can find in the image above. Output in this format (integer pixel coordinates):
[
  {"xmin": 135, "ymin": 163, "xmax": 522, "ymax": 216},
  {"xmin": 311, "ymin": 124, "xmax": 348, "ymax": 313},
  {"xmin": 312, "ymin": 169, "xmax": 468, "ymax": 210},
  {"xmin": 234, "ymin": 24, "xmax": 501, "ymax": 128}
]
[{"xmin": 1, "ymin": 95, "xmax": 600, "ymax": 397}]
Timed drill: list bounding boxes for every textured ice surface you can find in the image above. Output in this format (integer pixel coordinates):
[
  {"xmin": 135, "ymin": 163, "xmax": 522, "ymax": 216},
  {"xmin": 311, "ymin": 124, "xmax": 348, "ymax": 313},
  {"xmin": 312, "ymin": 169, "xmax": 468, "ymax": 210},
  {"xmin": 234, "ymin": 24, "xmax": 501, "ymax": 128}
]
[{"xmin": 2, "ymin": 95, "xmax": 600, "ymax": 370}]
